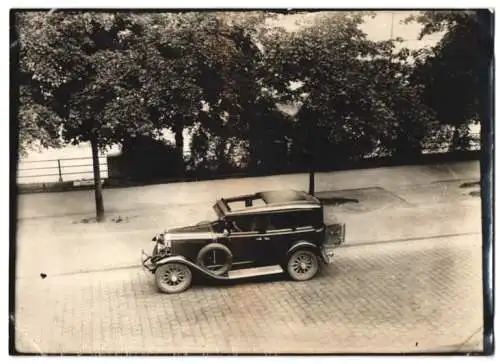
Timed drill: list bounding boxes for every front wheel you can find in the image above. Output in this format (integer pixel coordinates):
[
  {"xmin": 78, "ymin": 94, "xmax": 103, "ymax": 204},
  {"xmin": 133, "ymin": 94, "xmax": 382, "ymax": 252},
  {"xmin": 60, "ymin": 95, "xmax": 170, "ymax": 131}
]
[
  {"xmin": 155, "ymin": 263, "xmax": 192, "ymax": 294},
  {"xmin": 286, "ymin": 250, "xmax": 319, "ymax": 281}
]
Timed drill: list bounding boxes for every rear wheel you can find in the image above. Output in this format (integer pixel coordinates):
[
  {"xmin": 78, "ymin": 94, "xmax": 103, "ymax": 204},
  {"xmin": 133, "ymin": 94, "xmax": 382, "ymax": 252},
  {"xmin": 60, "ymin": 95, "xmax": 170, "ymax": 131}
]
[
  {"xmin": 286, "ymin": 250, "xmax": 319, "ymax": 281},
  {"xmin": 155, "ymin": 263, "xmax": 192, "ymax": 294}
]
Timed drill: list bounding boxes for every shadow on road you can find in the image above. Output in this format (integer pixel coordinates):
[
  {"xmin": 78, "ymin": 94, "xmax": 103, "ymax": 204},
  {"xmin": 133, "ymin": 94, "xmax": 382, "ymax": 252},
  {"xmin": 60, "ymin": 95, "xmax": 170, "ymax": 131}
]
[{"xmin": 317, "ymin": 196, "xmax": 359, "ymax": 206}]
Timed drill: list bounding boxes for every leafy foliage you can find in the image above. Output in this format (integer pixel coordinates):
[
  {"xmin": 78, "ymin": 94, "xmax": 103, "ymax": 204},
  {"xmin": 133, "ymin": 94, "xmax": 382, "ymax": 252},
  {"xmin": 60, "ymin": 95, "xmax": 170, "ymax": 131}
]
[
  {"xmin": 264, "ymin": 12, "xmax": 437, "ymax": 163},
  {"xmin": 16, "ymin": 10, "xmax": 481, "ymax": 188},
  {"xmin": 18, "ymin": 12, "xmax": 157, "ymax": 149},
  {"xmin": 407, "ymin": 10, "xmax": 492, "ymax": 133},
  {"xmin": 18, "ymin": 85, "xmax": 62, "ymax": 156}
]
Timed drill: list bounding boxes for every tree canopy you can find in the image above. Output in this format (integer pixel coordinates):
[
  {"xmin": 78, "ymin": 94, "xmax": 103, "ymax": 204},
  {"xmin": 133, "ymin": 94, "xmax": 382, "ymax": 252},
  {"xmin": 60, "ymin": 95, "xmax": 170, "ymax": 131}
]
[
  {"xmin": 15, "ymin": 10, "xmax": 489, "ymax": 214},
  {"xmin": 407, "ymin": 10, "xmax": 492, "ymax": 149},
  {"xmin": 264, "ymin": 12, "xmax": 437, "ymax": 161}
]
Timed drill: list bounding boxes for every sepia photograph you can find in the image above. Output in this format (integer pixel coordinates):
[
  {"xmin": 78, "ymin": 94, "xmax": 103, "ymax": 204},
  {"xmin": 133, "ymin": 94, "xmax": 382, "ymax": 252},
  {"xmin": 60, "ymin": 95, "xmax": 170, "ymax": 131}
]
[{"xmin": 9, "ymin": 6, "xmax": 494, "ymax": 356}]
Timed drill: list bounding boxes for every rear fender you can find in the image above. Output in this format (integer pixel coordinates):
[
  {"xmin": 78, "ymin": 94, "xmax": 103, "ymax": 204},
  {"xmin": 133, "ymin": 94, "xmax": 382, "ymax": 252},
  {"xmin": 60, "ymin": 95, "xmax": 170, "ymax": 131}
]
[{"xmin": 286, "ymin": 241, "xmax": 320, "ymax": 258}]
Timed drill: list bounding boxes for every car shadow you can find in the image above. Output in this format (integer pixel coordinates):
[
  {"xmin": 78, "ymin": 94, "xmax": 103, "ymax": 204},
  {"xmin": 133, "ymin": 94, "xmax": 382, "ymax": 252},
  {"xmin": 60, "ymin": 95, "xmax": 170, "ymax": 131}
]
[
  {"xmin": 194, "ymin": 272, "xmax": 289, "ymax": 288},
  {"xmin": 191, "ymin": 262, "xmax": 338, "ymax": 290},
  {"xmin": 144, "ymin": 261, "xmax": 342, "ymax": 294}
]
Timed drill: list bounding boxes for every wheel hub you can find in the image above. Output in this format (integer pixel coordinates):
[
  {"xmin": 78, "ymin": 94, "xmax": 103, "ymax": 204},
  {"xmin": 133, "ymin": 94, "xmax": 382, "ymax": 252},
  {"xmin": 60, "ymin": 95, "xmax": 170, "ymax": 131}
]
[{"xmin": 156, "ymin": 263, "xmax": 193, "ymax": 293}]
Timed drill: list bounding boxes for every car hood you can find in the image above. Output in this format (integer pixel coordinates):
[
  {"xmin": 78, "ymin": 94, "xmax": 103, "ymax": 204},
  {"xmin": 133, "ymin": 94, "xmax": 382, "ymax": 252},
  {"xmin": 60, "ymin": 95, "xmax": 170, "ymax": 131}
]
[
  {"xmin": 167, "ymin": 222, "xmax": 213, "ymax": 234},
  {"xmin": 162, "ymin": 221, "xmax": 220, "ymax": 242}
]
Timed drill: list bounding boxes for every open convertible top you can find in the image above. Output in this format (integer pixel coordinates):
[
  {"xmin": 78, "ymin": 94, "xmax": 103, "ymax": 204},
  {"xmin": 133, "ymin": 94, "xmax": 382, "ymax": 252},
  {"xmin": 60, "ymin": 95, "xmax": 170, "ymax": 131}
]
[{"xmin": 213, "ymin": 190, "xmax": 321, "ymax": 218}]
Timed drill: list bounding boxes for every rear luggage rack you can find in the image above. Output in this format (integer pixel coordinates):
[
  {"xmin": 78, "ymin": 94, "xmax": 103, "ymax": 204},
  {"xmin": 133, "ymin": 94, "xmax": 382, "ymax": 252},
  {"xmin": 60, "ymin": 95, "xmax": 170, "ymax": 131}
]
[{"xmin": 326, "ymin": 223, "xmax": 346, "ymax": 246}]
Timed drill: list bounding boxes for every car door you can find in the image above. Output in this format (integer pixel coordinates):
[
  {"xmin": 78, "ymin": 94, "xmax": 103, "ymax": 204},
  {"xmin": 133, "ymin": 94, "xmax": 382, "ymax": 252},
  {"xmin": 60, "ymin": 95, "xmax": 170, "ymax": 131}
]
[
  {"xmin": 225, "ymin": 214, "xmax": 269, "ymax": 265},
  {"xmin": 238, "ymin": 213, "xmax": 289, "ymax": 266},
  {"xmin": 261, "ymin": 212, "xmax": 295, "ymax": 262},
  {"xmin": 264, "ymin": 210, "xmax": 321, "ymax": 260}
]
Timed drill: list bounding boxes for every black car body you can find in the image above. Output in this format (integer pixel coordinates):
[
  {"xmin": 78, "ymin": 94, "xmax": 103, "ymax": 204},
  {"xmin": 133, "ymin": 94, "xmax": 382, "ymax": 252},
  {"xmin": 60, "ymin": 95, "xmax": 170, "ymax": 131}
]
[{"xmin": 142, "ymin": 189, "xmax": 345, "ymax": 293}]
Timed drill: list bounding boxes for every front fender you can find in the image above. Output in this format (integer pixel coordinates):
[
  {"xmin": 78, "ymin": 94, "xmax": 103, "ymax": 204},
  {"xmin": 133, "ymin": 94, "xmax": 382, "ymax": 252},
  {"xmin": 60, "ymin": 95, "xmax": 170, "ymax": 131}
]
[{"xmin": 153, "ymin": 255, "xmax": 233, "ymax": 281}]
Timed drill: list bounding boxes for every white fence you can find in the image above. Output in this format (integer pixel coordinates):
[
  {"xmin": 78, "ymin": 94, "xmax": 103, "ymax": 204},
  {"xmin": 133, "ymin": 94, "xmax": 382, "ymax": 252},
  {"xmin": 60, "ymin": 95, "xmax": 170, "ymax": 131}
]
[{"xmin": 17, "ymin": 156, "xmax": 109, "ymax": 184}]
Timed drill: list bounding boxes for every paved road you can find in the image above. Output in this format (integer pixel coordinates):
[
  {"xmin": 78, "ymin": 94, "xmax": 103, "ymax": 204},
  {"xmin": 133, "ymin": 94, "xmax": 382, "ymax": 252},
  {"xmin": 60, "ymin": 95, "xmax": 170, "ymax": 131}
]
[
  {"xmin": 13, "ymin": 161, "xmax": 484, "ymax": 354},
  {"xmin": 15, "ymin": 234, "xmax": 483, "ymax": 354}
]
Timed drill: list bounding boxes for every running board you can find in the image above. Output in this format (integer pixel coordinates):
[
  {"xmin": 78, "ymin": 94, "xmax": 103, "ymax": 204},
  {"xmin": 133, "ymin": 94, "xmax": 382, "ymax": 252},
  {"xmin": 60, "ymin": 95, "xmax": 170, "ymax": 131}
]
[{"xmin": 227, "ymin": 265, "xmax": 284, "ymax": 279}]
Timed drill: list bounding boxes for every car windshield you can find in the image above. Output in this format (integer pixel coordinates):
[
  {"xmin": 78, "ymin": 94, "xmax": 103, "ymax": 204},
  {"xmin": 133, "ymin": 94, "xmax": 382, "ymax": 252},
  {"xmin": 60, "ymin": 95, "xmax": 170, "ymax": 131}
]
[{"xmin": 208, "ymin": 219, "xmax": 226, "ymax": 233}]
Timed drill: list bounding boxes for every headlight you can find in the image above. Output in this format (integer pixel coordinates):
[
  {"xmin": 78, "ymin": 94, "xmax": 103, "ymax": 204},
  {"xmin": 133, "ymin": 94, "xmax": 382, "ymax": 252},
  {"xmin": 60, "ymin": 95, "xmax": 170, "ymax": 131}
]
[
  {"xmin": 152, "ymin": 233, "xmax": 165, "ymax": 243},
  {"xmin": 152, "ymin": 233, "xmax": 171, "ymax": 256},
  {"xmin": 164, "ymin": 235, "xmax": 171, "ymax": 247},
  {"xmin": 157, "ymin": 234, "xmax": 171, "ymax": 251}
]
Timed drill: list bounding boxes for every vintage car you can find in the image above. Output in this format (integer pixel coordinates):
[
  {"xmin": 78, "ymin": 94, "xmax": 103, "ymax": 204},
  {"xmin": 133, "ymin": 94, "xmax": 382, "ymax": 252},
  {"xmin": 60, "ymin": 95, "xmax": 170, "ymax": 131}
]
[{"xmin": 142, "ymin": 189, "xmax": 346, "ymax": 294}]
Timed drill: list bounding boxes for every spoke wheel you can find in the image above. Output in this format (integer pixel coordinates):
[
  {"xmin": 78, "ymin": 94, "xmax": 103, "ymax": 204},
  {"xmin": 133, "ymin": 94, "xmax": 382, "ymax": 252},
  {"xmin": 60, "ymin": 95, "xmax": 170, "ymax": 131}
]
[
  {"xmin": 155, "ymin": 263, "xmax": 192, "ymax": 294},
  {"xmin": 287, "ymin": 250, "xmax": 319, "ymax": 281}
]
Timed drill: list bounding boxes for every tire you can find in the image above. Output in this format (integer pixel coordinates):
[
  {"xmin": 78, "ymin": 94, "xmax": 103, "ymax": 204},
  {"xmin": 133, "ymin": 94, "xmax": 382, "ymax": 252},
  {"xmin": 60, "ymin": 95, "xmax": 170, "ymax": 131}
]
[
  {"xmin": 286, "ymin": 250, "xmax": 319, "ymax": 281},
  {"xmin": 155, "ymin": 263, "xmax": 192, "ymax": 294},
  {"xmin": 196, "ymin": 243, "xmax": 233, "ymax": 276}
]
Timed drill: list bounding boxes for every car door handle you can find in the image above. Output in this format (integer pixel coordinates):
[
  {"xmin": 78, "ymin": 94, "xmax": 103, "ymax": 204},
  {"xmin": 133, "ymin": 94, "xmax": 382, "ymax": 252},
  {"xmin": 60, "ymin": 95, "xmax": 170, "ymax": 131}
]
[{"xmin": 256, "ymin": 237, "xmax": 270, "ymax": 241}]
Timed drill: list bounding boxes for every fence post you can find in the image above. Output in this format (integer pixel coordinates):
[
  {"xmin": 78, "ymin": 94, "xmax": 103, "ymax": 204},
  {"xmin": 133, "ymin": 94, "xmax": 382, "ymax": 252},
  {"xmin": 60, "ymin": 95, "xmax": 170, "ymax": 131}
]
[{"xmin": 57, "ymin": 159, "xmax": 63, "ymax": 182}]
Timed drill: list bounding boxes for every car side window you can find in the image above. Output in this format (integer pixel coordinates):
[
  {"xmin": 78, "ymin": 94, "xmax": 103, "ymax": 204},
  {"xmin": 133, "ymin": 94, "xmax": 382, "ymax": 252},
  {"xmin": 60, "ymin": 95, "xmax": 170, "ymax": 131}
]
[
  {"xmin": 229, "ymin": 210, "xmax": 321, "ymax": 234},
  {"xmin": 253, "ymin": 215, "xmax": 268, "ymax": 233},
  {"xmin": 228, "ymin": 216, "xmax": 261, "ymax": 233},
  {"xmin": 268, "ymin": 213, "xmax": 292, "ymax": 231},
  {"xmin": 228, "ymin": 216, "xmax": 249, "ymax": 232},
  {"xmin": 229, "ymin": 214, "xmax": 271, "ymax": 233},
  {"xmin": 268, "ymin": 210, "xmax": 319, "ymax": 231}
]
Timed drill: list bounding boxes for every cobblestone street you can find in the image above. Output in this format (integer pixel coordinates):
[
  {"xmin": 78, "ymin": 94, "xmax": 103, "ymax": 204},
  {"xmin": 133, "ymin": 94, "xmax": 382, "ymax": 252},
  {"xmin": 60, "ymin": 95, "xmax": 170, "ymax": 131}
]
[
  {"xmin": 13, "ymin": 162, "xmax": 485, "ymax": 354},
  {"xmin": 15, "ymin": 233, "xmax": 483, "ymax": 354}
]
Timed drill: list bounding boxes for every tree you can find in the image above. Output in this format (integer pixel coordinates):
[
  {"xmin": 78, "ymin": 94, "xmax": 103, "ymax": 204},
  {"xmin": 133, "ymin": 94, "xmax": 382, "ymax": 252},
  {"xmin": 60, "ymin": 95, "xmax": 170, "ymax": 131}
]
[
  {"xmin": 407, "ymin": 10, "xmax": 494, "ymax": 150},
  {"xmin": 18, "ymin": 85, "xmax": 63, "ymax": 157},
  {"xmin": 17, "ymin": 11, "xmax": 284, "ymax": 199},
  {"xmin": 143, "ymin": 11, "xmax": 282, "ymax": 175},
  {"xmin": 132, "ymin": 12, "xmax": 276, "ymax": 177},
  {"xmin": 17, "ymin": 12, "xmax": 155, "ymax": 221},
  {"xmin": 264, "ymin": 12, "xmax": 436, "ymax": 194}
]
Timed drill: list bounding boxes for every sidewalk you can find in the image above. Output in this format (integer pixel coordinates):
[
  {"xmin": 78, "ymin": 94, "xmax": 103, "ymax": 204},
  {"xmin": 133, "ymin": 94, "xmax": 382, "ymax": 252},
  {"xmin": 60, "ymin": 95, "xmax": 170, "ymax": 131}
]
[{"xmin": 17, "ymin": 160, "xmax": 480, "ymax": 220}]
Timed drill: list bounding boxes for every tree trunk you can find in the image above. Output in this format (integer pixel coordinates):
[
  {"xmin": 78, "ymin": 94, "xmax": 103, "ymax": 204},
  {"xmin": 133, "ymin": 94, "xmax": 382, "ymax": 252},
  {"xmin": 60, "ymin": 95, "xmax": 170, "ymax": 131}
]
[
  {"xmin": 307, "ymin": 120, "xmax": 317, "ymax": 196},
  {"xmin": 308, "ymin": 169, "xmax": 315, "ymax": 196},
  {"xmin": 248, "ymin": 137, "xmax": 257, "ymax": 174},
  {"xmin": 90, "ymin": 136, "xmax": 105, "ymax": 222},
  {"xmin": 174, "ymin": 125, "xmax": 184, "ymax": 178},
  {"xmin": 215, "ymin": 139, "xmax": 226, "ymax": 173},
  {"xmin": 308, "ymin": 145, "xmax": 315, "ymax": 195},
  {"xmin": 246, "ymin": 111, "xmax": 258, "ymax": 174}
]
